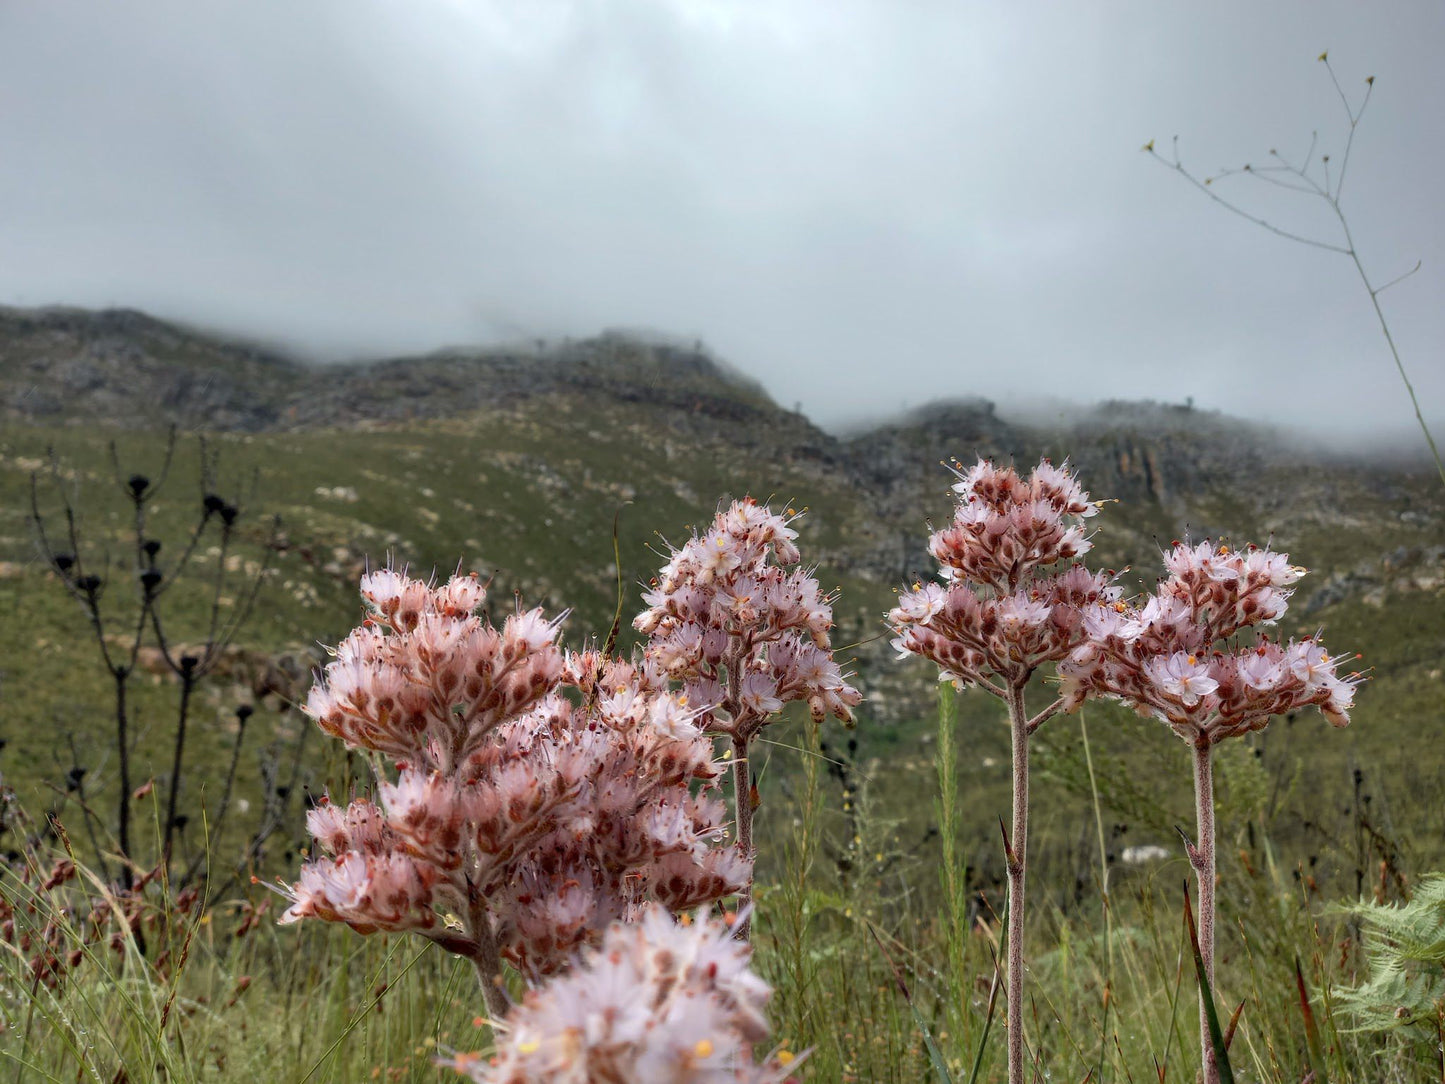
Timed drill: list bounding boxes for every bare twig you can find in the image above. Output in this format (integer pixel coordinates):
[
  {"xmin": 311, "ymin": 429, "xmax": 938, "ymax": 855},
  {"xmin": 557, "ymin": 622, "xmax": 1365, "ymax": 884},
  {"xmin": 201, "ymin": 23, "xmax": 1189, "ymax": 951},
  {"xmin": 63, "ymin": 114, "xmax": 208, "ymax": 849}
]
[
  {"xmin": 1148, "ymin": 138, "xmax": 1348, "ymax": 254},
  {"xmin": 1145, "ymin": 56, "xmax": 1443, "ymax": 487},
  {"xmin": 27, "ymin": 433, "xmax": 275, "ymax": 890}
]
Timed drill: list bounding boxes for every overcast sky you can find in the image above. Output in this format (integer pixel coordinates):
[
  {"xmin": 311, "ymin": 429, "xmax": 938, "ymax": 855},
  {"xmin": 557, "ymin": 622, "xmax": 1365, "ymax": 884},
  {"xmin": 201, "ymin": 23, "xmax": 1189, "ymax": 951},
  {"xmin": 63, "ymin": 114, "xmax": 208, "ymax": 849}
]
[{"xmin": 1, "ymin": 2, "xmax": 1441, "ymax": 438}]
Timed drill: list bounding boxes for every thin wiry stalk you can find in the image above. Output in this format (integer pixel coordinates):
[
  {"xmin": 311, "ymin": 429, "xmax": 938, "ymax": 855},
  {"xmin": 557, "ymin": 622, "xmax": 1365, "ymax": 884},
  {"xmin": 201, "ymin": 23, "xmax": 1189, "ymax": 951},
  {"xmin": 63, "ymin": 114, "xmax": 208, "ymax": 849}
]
[
  {"xmin": 181, "ymin": 707, "xmax": 251, "ymax": 886},
  {"xmin": 161, "ymin": 665, "xmax": 196, "ymax": 867},
  {"xmin": 1146, "ymin": 58, "xmax": 1444, "ymax": 488},
  {"xmin": 1005, "ymin": 681, "xmax": 1031, "ymax": 1084},
  {"xmin": 774, "ymin": 715, "xmax": 823, "ymax": 1049},
  {"xmin": 731, "ymin": 733, "xmax": 755, "ymax": 937},
  {"xmin": 30, "ymin": 468, "xmax": 135, "ymax": 883},
  {"xmin": 28, "ymin": 435, "xmax": 273, "ymax": 888},
  {"xmin": 724, "ymin": 648, "xmax": 761, "ymax": 940},
  {"xmin": 58, "ymin": 740, "xmax": 114, "ymax": 889},
  {"xmin": 1191, "ymin": 741, "xmax": 1219, "ymax": 1084},
  {"xmin": 1080, "ymin": 710, "xmax": 1114, "ymax": 1084},
  {"xmin": 935, "ymin": 682, "xmax": 971, "ymax": 1067}
]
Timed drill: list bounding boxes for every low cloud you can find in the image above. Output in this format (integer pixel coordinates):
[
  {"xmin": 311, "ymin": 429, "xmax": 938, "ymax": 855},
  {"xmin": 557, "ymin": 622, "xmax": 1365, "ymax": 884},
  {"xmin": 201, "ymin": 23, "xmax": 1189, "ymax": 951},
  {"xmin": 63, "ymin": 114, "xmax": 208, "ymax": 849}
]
[{"xmin": 0, "ymin": 1, "xmax": 1440, "ymax": 438}]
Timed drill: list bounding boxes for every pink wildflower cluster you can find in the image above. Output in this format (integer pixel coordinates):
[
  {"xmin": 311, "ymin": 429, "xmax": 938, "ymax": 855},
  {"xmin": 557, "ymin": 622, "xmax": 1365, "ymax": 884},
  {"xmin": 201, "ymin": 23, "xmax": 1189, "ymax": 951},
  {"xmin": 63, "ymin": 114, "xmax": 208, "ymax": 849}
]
[
  {"xmin": 282, "ymin": 568, "xmax": 746, "ymax": 1006},
  {"xmin": 1057, "ymin": 538, "xmax": 1360, "ymax": 1084},
  {"xmin": 499, "ymin": 651, "xmax": 751, "ymax": 979},
  {"xmin": 1060, "ymin": 540, "xmax": 1359, "ymax": 744},
  {"xmin": 634, "ymin": 498, "xmax": 861, "ymax": 928},
  {"xmin": 446, "ymin": 906, "xmax": 799, "ymax": 1084},
  {"xmin": 889, "ymin": 460, "xmax": 1117, "ymax": 697},
  {"xmin": 888, "ymin": 457, "xmax": 1116, "ymax": 1084},
  {"xmin": 635, "ymin": 498, "xmax": 860, "ymax": 737}
]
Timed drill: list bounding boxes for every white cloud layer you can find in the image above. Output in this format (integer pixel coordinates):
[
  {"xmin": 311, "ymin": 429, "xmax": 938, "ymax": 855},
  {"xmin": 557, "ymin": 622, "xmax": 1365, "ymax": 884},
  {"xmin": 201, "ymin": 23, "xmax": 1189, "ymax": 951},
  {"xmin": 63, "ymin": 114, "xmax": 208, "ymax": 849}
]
[{"xmin": 1, "ymin": 1, "xmax": 1441, "ymax": 437}]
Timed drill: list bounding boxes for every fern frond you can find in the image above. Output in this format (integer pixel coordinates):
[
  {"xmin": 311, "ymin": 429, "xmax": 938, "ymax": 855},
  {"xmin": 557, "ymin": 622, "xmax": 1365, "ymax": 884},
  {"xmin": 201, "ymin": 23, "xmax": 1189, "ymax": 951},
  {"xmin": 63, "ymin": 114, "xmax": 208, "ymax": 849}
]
[{"xmin": 1333, "ymin": 875, "xmax": 1445, "ymax": 1038}]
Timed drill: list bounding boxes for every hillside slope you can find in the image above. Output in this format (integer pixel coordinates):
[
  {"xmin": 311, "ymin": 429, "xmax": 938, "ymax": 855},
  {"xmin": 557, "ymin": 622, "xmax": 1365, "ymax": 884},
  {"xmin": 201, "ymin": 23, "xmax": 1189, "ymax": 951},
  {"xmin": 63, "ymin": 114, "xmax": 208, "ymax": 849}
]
[{"xmin": 0, "ymin": 305, "xmax": 1440, "ymax": 882}]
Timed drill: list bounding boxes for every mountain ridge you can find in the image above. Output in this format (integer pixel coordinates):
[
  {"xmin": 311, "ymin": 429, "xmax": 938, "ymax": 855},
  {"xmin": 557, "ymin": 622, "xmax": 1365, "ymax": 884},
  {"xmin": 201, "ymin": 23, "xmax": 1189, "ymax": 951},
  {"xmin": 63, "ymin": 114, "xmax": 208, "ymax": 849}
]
[
  {"xmin": 1, "ymin": 304, "xmax": 1440, "ymax": 868},
  {"xmin": 0, "ymin": 305, "xmax": 780, "ymax": 432},
  {"xmin": 2, "ymin": 302, "xmax": 1440, "ymax": 574}
]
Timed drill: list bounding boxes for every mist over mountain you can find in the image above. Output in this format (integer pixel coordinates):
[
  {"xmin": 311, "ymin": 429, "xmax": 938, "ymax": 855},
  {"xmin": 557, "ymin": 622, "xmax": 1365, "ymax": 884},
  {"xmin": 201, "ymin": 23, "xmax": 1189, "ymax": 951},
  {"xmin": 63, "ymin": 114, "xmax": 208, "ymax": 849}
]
[
  {"xmin": 2, "ymin": 8, "xmax": 1444, "ymax": 1074},
  {"xmin": 0, "ymin": 299, "xmax": 1440, "ymax": 882},
  {"xmin": 3, "ymin": 304, "xmax": 1440, "ymax": 599},
  {"xmin": 5, "ymin": 4, "xmax": 1443, "ymax": 445},
  {"xmin": 2, "ymin": 303, "xmax": 1437, "ymax": 467}
]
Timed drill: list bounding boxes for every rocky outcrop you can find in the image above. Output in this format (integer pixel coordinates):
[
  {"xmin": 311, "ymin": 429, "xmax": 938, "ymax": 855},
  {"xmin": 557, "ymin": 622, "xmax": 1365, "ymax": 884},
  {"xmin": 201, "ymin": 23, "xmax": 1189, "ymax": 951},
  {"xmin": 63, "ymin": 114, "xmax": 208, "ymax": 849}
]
[
  {"xmin": 0, "ymin": 308, "xmax": 779, "ymax": 432},
  {"xmin": 0, "ymin": 306, "xmax": 304, "ymax": 429}
]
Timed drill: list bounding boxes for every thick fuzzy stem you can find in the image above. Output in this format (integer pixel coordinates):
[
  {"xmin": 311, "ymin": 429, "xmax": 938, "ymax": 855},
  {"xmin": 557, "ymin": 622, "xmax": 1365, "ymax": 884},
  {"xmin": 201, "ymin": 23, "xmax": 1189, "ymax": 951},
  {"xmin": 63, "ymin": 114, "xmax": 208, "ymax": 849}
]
[
  {"xmin": 1192, "ymin": 740, "xmax": 1219, "ymax": 1084},
  {"xmin": 1005, "ymin": 683, "xmax": 1030, "ymax": 1084},
  {"xmin": 732, "ymin": 734, "xmax": 755, "ymax": 939},
  {"xmin": 468, "ymin": 901, "xmax": 510, "ymax": 1021}
]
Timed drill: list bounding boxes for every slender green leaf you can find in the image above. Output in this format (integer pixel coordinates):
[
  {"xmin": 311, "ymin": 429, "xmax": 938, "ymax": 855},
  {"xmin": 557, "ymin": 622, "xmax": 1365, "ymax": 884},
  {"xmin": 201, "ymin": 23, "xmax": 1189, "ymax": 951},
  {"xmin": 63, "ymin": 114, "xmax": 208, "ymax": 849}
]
[
  {"xmin": 1296, "ymin": 956, "xmax": 1330, "ymax": 1084},
  {"xmin": 868, "ymin": 920, "xmax": 954, "ymax": 1084},
  {"xmin": 965, "ymin": 887, "xmax": 1009, "ymax": 1084},
  {"xmin": 1183, "ymin": 884, "xmax": 1235, "ymax": 1084}
]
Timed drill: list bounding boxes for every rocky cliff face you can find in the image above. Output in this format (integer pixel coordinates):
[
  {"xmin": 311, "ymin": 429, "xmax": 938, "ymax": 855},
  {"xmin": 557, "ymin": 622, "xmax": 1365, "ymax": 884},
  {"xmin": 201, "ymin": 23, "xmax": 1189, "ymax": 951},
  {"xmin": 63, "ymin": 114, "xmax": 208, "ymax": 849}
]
[
  {"xmin": 0, "ymin": 307, "xmax": 777, "ymax": 432},
  {"xmin": 0, "ymin": 307, "xmax": 305, "ymax": 430}
]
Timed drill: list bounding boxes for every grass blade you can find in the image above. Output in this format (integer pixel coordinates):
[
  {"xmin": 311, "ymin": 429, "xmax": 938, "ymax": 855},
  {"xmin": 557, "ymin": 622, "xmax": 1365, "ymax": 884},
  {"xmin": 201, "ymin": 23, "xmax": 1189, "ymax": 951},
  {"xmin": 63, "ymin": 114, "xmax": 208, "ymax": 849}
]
[
  {"xmin": 1183, "ymin": 883, "xmax": 1235, "ymax": 1084},
  {"xmin": 1295, "ymin": 956, "xmax": 1329, "ymax": 1084},
  {"xmin": 868, "ymin": 920, "xmax": 955, "ymax": 1084},
  {"xmin": 965, "ymin": 888, "xmax": 1009, "ymax": 1084},
  {"xmin": 1223, "ymin": 999, "xmax": 1244, "ymax": 1053},
  {"xmin": 297, "ymin": 940, "xmax": 428, "ymax": 1084}
]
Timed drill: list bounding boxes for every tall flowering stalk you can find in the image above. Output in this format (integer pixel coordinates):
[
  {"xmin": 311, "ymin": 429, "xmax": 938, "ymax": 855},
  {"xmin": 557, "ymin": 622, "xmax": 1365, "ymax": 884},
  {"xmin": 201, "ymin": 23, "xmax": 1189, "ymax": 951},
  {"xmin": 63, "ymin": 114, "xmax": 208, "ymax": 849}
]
[
  {"xmin": 281, "ymin": 569, "xmax": 748, "ymax": 1017},
  {"xmin": 888, "ymin": 460, "xmax": 1115, "ymax": 1084},
  {"xmin": 1060, "ymin": 540, "xmax": 1360, "ymax": 1084},
  {"xmin": 635, "ymin": 499, "xmax": 861, "ymax": 935},
  {"xmin": 444, "ymin": 906, "xmax": 801, "ymax": 1084}
]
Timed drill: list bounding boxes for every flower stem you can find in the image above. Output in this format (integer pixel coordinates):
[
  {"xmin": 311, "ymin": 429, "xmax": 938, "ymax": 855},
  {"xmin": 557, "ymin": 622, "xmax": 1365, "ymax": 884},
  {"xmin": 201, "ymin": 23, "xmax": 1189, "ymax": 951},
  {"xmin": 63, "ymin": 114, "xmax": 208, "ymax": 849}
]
[
  {"xmin": 1333, "ymin": 203, "xmax": 1445, "ymax": 490},
  {"xmin": 1005, "ymin": 683, "xmax": 1030, "ymax": 1084},
  {"xmin": 732, "ymin": 733, "xmax": 755, "ymax": 939},
  {"xmin": 1192, "ymin": 740, "xmax": 1219, "ymax": 1084},
  {"xmin": 1081, "ymin": 710, "xmax": 1114, "ymax": 1084},
  {"xmin": 468, "ymin": 898, "xmax": 510, "ymax": 1020}
]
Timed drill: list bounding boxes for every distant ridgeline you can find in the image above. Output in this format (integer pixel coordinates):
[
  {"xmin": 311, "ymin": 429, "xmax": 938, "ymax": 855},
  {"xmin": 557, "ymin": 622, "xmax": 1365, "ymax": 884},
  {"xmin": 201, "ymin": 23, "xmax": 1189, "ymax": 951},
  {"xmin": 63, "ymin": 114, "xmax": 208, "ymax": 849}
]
[
  {"xmin": 1, "ymin": 302, "xmax": 1442, "ymax": 662},
  {"xmin": 0, "ymin": 306, "xmax": 774, "ymax": 431}
]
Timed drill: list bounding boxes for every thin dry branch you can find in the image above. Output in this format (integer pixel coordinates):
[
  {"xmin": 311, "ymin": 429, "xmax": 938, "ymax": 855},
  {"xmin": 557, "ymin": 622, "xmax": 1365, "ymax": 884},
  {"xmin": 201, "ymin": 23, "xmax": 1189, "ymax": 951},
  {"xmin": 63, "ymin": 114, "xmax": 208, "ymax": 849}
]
[{"xmin": 1144, "ymin": 56, "xmax": 1443, "ymax": 488}]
